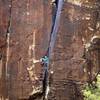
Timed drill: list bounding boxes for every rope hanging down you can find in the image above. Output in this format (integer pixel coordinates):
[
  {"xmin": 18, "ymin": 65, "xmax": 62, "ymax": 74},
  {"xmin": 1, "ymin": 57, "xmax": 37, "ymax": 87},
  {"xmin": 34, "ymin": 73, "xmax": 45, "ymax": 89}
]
[{"xmin": 41, "ymin": 0, "xmax": 64, "ymax": 99}]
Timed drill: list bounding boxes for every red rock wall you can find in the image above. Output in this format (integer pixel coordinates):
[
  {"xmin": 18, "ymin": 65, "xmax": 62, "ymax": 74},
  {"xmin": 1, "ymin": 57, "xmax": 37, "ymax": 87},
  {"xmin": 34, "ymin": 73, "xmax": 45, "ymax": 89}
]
[
  {"xmin": 0, "ymin": 0, "xmax": 52, "ymax": 99},
  {"xmin": 7, "ymin": 0, "xmax": 52, "ymax": 99},
  {"xmin": 0, "ymin": 0, "xmax": 10, "ymax": 99},
  {"xmin": 48, "ymin": 1, "xmax": 100, "ymax": 100},
  {"xmin": 0, "ymin": 0, "xmax": 99, "ymax": 100}
]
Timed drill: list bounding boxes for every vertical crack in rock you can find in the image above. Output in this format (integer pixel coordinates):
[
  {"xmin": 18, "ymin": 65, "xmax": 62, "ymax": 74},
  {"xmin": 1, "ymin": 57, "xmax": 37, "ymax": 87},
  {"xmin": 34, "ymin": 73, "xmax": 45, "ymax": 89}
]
[
  {"xmin": 29, "ymin": 0, "xmax": 61, "ymax": 99},
  {"xmin": 5, "ymin": 0, "xmax": 12, "ymax": 99},
  {"xmin": 6, "ymin": 0, "xmax": 12, "ymax": 78},
  {"xmin": 0, "ymin": 54, "xmax": 3, "ymax": 79}
]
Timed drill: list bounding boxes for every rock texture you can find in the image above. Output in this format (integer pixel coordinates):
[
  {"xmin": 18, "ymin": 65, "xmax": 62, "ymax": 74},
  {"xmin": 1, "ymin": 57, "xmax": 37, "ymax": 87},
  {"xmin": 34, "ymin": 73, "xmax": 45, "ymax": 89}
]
[
  {"xmin": 48, "ymin": 0, "xmax": 100, "ymax": 100},
  {"xmin": 0, "ymin": 0, "xmax": 52, "ymax": 99},
  {"xmin": 0, "ymin": 0, "xmax": 10, "ymax": 99},
  {"xmin": 0, "ymin": 0, "xmax": 100, "ymax": 100}
]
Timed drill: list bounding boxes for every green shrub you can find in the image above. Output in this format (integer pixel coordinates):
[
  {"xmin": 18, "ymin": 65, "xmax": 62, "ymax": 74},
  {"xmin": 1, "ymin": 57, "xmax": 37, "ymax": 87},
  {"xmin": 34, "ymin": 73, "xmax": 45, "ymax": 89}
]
[{"xmin": 83, "ymin": 75, "xmax": 100, "ymax": 100}]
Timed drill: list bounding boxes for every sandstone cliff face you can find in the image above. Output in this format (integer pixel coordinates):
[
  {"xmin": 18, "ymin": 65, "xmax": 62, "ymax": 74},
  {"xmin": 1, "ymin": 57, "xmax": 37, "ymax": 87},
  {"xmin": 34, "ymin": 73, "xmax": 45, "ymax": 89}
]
[
  {"xmin": 0, "ymin": 0, "xmax": 52, "ymax": 99},
  {"xmin": 0, "ymin": 0, "xmax": 10, "ymax": 99},
  {"xmin": 49, "ymin": 1, "xmax": 100, "ymax": 100},
  {"xmin": 0, "ymin": 0, "xmax": 99, "ymax": 100}
]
